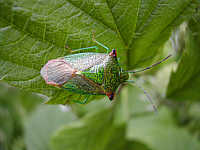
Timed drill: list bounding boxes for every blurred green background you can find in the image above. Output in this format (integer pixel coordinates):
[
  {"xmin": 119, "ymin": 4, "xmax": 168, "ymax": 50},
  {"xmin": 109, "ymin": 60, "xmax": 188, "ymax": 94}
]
[{"xmin": 1, "ymin": 0, "xmax": 200, "ymax": 150}]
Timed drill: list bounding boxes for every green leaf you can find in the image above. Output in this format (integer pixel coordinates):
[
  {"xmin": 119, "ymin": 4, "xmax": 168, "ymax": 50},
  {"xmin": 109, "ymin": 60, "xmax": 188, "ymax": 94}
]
[
  {"xmin": 51, "ymin": 108, "xmax": 114, "ymax": 150},
  {"xmin": 113, "ymin": 85, "xmax": 153, "ymax": 126},
  {"xmin": 167, "ymin": 17, "xmax": 200, "ymax": 101},
  {"xmin": 24, "ymin": 105, "xmax": 76, "ymax": 150},
  {"xmin": 51, "ymin": 108, "xmax": 146, "ymax": 150},
  {"xmin": 0, "ymin": 83, "xmax": 24, "ymax": 150},
  {"xmin": 0, "ymin": 0, "xmax": 198, "ymax": 104},
  {"xmin": 127, "ymin": 107, "xmax": 200, "ymax": 150},
  {"xmin": 51, "ymin": 84, "xmax": 156, "ymax": 150},
  {"xmin": 109, "ymin": 0, "xmax": 198, "ymax": 69}
]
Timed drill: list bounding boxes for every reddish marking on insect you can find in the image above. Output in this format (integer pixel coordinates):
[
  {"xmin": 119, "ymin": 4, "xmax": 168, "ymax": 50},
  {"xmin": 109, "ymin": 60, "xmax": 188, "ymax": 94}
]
[
  {"xmin": 109, "ymin": 49, "xmax": 117, "ymax": 58},
  {"xmin": 106, "ymin": 92, "xmax": 115, "ymax": 101},
  {"xmin": 46, "ymin": 81, "xmax": 61, "ymax": 87}
]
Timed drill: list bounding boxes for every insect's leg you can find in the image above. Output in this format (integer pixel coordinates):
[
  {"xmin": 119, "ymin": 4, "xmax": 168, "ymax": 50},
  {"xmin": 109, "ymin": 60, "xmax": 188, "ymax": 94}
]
[
  {"xmin": 72, "ymin": 95, "xmax": 90, "ymax": 104},
  {"xmin": 92, "ymin": 39, "xmax": 110, "ymax": 53},
  {"xmin": 116, "ymin": 83, "xmax": 127, "ymax": 96},
  {"xmin": 70, "ymin": 46, "xmax": 100, "ymax": 54},
  {"xmin": 92, "ymin": 32, "xmax": 110, "ymax": 53},
  {"xmin": 0, "ymin": 75, "xmax": 7, "ymax": 81},
  {"xmin": 82, "ymin": 95, "xmax": 90, "ymax": 104},
  {"xmin": 126, "ymin": 80, "xmax": 134, "ymax": 83}
]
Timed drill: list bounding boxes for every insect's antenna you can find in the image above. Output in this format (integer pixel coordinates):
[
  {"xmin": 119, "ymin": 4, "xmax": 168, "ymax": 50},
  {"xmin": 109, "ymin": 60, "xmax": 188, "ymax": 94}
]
[
  {"xmin": 135, "ymin": 81, "xmax": 158, "ymax": 112},
  {"xmin": 127, "ymin": 54, "xmax": 172, "ymax": 73},
  {"xmin": 127, "ymin": 80, "xmax": 158, "ymax": 112}
]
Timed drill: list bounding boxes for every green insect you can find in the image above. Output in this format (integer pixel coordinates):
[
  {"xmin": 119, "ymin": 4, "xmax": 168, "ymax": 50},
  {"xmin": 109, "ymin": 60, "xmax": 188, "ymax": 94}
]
[{"xmin": 41, "ymin": 39, "xmax": 171, "ymax": 107}]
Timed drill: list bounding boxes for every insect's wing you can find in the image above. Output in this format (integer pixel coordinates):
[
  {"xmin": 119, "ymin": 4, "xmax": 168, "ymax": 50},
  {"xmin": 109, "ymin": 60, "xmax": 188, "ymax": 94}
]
[
  {"xmin": 40, "ymin": 58, "xmax": 75, "ymax": 86},
  {"xmin": 64, "ymin": 53, "xmax": 108, "ymax": 71},
  {"xmin": 62, "ymin": 75, "xmax": 105, "ymax": 95}
]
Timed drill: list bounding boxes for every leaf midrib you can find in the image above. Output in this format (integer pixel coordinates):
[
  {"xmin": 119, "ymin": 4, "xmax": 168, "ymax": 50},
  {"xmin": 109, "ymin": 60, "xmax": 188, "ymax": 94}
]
[
  {"xmin": 127, "ymin": 0, "xmax": 193, "ymax": 67},
  {"xmin": 0, "ymin": 0, "xmax": 129, "ymax": 54}
]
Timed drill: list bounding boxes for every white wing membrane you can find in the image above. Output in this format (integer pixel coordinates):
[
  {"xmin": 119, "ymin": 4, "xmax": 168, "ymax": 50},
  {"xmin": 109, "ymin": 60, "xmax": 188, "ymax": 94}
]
[
  {"xmin": 40, "ymin": 53, "xmax": 109, "ymax": 86},
  {"xmin": 40, "ymin": 58, "xmax": 75, "ymax": 86},
  {"xmin": 64, "ymin": 53, "xmax": 108, "ymax": 71}
]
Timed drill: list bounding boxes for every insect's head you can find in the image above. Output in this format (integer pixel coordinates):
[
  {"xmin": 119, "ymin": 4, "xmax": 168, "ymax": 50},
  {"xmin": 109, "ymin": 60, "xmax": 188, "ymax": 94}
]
[{"xmin": 106, "ymin": 92, "xmax": 115, "ymax": 101}]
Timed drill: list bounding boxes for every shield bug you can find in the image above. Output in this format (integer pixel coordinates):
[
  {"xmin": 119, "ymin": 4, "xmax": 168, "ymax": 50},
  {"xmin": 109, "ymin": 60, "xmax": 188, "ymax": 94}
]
[{"xmin": 41, "ymin": 39, "xmax": 171, "ymax": 107}]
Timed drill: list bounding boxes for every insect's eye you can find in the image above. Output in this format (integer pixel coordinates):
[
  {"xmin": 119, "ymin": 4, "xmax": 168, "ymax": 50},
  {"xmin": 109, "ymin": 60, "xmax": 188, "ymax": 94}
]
[
  {"xmin": 109, "ymin": 49, "xmax": 117, "ymax": 57},
  {"xmin": 106, "ymin": 92, "xmax": 115, "ymax": 101},
  {"xmin": 109, "ymin": 93, "xmax": 114, "ymax": 101}
]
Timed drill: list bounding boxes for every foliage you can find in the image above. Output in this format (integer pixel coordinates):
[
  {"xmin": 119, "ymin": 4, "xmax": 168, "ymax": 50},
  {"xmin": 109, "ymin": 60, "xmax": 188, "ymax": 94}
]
[
  {"xmin": 0, "ymin": 0, "xmax": 198, "ymax": 104},
  {"xmin": 167, "ymin": 17, "xmax": 200, "ymax": 101},
  {"xmin": 0, "ymin": 0, "xmax": 200, "ymax": 150},
  {"xmin": 24, "ymin": 105, "xmax": 76, "ymax": 150}
]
